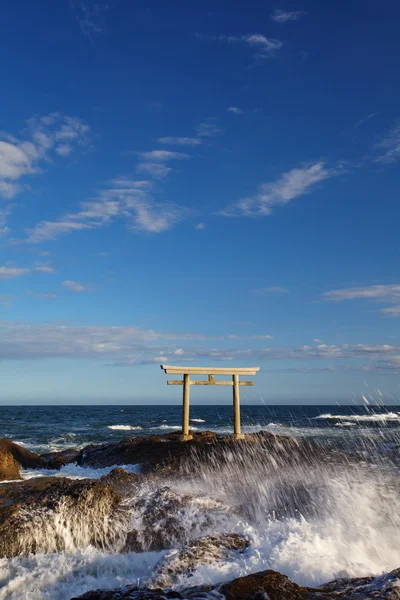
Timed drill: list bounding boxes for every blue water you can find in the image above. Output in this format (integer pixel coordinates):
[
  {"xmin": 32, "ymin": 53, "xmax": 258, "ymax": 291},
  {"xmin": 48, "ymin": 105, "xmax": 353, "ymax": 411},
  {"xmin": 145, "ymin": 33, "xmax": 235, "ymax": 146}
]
[{"xmin": 1, "ymin": 404, "xmax": 400, "ymax": 456}]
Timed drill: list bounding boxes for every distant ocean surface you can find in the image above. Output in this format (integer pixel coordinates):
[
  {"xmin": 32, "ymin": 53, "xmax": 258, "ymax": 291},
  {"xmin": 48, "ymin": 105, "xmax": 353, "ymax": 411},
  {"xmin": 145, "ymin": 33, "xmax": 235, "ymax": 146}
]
[{"xmin": 2, "ymin": 403, "xmax": 400, "ymax": 460}]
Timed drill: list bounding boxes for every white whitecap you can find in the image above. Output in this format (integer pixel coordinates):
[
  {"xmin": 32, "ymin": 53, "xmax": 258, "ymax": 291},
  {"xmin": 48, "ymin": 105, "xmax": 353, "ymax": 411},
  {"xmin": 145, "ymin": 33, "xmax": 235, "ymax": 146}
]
[{"xmin": 107, "ymin": 425, "xmax": 143, "ymax": 431}]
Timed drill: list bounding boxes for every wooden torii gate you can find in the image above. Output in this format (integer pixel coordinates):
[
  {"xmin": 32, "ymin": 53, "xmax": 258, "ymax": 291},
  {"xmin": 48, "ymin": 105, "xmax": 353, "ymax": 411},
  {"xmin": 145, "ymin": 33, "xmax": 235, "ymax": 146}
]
[{"xmin": 160, "ymin": 365, "xmax": 260, "ymax": 441}]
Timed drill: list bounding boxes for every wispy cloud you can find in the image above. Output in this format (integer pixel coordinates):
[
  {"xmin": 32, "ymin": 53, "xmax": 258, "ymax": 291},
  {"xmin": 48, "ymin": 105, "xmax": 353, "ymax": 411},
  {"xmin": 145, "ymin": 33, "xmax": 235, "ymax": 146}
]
[
  {"xmin": 375, "ymin": 119, "xmax": 400, "ymax": 164},
  {"xmin": 0, "ymin": 113, "xmax": 90, "ymax": 202},
  {"xmin": 271, "ymin": 9, "xmax": 307, "ymax": 23},
  {"xmin": 323, "ymin": 284, "xmax": 400, "ymax": 302},
  {"xmin": 354, "ymin": 112, "xmax": 378, "ymax": 128},
  {"xmin": 220, "ymin": 162, "xmax": 336, "ymax": 217},
  {"xmin": 195, "ymin": 222, "xmax": 206, "ymax": 230},
  {"xmin": 227, "ymin": 107, "xmax": 243, "ymax": 115},
  {"xmin": 24, "ymin": 176, "xmax": 189, "ymax": 242},
  {"xmin": 156, "ymin": 137, "xmax": 203, "ymax": 147},
  {"xmin": 0, "ymin": 263, "xmax": 55, "ymax": 279},
  {"xmin": 197, "ymin": 33, "xmax": 283, "ymax": 59},
  {"xmin": 136, "ymin": 150, "xmax": 191, "ymax": 179},
  {"xmin": 323, "ymin": 284, "xmax": 400, "ymax": 317},
  {"xmin": 70, "ymin": 1, "xmax": 109, "ymax": 41},
  {"xmin": 63, "ymin": 280, "xmax": 90, "ymax": 292},
  {"xmin": 156, "ymin": 118, "xmax": 223, "ymax": 151}
]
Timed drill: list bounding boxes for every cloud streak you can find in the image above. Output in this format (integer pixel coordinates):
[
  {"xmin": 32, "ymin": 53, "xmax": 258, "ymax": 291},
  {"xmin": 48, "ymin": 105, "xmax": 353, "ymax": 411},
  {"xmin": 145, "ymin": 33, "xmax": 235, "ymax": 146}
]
[
  {"xmin": 23, "ymin": 177, "xmax": 190, "ymax": 242},
  {"xmin": 198, "ymin": 33, "xmax": 283, "ymax": 59},
  {"xmin": 220, "ymin": 162, "xmax": 336, "ymax": 217},
  {"xmin": 271, "ymin": 9, "xmax": 306, "ymax": 23}
]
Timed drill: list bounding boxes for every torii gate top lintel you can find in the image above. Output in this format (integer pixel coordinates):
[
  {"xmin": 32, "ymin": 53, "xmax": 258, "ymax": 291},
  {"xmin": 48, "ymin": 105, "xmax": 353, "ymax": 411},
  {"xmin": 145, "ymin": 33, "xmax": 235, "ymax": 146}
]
[{"xmin": 160, "ymin": 364, "xmax": 260, "ymax": 441}]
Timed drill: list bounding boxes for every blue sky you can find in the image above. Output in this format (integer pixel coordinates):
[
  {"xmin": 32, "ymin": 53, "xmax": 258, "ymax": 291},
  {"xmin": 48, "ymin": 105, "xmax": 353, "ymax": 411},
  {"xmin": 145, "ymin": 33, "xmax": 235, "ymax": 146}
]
[{"xmin": 1, "ymin": 0, "xmax": 400, "ymax": 404}]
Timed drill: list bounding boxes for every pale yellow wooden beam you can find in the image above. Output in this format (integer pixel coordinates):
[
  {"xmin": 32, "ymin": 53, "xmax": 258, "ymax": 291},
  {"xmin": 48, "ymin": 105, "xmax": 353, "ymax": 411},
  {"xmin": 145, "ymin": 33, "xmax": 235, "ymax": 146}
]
[
  {"xmin": 167, "ymin": 380, "xmax": 253, "ymax": 386},
  {"xmin": 161, "ymin": 365, "xmax": 260, "ymax": 376}
]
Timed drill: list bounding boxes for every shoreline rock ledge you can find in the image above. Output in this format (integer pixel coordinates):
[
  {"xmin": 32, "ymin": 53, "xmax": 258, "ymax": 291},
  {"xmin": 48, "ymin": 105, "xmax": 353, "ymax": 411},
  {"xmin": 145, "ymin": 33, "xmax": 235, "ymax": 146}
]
[{"xmin": 71, "ymin": 567, "xmax": 400, "ymax": 599}]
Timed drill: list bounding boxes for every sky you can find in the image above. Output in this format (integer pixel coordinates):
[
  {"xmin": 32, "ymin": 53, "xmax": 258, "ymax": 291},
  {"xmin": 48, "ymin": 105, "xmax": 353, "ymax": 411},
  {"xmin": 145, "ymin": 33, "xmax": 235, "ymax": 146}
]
[{"xmin": 1, "ymin": 0, "xmax": 400, "ymax": 404}]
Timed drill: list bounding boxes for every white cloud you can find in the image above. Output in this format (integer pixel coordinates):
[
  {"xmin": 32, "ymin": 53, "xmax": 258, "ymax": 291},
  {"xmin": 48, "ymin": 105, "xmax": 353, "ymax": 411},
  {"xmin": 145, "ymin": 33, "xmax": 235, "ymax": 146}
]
[
  {"xmin": 55, "ymin": 144, "xmax": 73, "ymax": 156},
  {"xmin": 196, "ymin": 119, "xmax": 224, "ymax": 138},
  {"xmin": 220, "ymin": 162, "xmax": 336, "ymax": 217},
  {"xmin": 136, "ymin": 163, "xmax": 172, "ymax": 178},
  {"xmin": 354, "ymin": 112, "xmax": 378, "ymax": 128},
  {"xmin": 0, "ymin": 113, "xmax": 90, "ymax": 199},
  {"xmin": 198, "ymin": 33, "xmax": 283, "ymax": 59},
  {"xmin": 375, "ymin": 119, "xmax": 400, "ymax": 164},
  {"xmin": 271, "ymin": 9, "xmax": 306, "ymax": 23},
  {"xmin": 314, "ymin": 338, "xmax": 322, "ymax": 343},
  {"xmin": 138, "ymin": 150, "xmax": 190, "ymax": 161},
  {"xmin": 24, "ymin": 176, "xmax": 189, "ymax": 242},
  {"xmin": 323, "ymin": 284, "xmax": 400, "ymax": 302},
  {"xmin": 381, "ymin": 306, "xmax": 400, "ymax": 316},
  {"xmin": 157, "ymin": 137, "xmax": 202, "ymax": 147},
  {"xmin": 71, "ymin": 1, "xmax": 109, "ymax": 41},
  {"xmin": 63, "ymin": 280, "xmax": 89, "ymax": 292},
  {"xmin": 227, "ymin": 107, "xmax": 243, "ymax": 115},
  {"xmin": 195, "ymin": 222, "xmax": 206, "ymax": 230},
  {"xmin": 0, "ymin": 263, "xmax": 55, "ymax": 279},
  {"xmin": 0, "ymin": 266, "xmax": 30, "ymax": 279}
]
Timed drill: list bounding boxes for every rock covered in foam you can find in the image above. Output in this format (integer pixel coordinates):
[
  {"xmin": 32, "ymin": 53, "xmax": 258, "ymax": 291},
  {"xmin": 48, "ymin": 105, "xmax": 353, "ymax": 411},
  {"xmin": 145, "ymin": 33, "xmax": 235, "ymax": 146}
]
[
  {"xmin": 0, "ymin": 470, "xmax": 133, "ymax": 557},
  {"xmin": 124, "ymin": 485, "xmax": 231, "ymax": 552},
  {"xmin": 71, "ymin": 566, "xmax": 400, "ymax": 599},
  {"xmin": 151, "ymin": 533, "xmax": 249, "ymax": 588},
  {"xmin": 0, "ymin": 438, "xmax": 46, "ymax": 481}
]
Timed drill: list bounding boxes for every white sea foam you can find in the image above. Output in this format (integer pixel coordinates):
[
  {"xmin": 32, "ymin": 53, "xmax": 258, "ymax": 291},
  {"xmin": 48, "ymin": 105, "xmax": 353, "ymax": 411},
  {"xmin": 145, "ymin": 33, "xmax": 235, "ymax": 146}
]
[
  {"xmin": 335, "ymin": 421, "xmax": 357, "ymax": 428},
  {"xmin": 316, "ymin": 412, "xmax": 400, "ymax": 422},
  {"xmin": 107, "ymin": 425, "xmax": 143, "ymax": 431},
  {"xmin": 21, "ymin": 463, "xmax": 141, "ymax": 480},
  {"xmin": 0, "ymin": 548, "xmax": 163, "ymax": 600},
  {"xmin": 191, "ymin": 419, "xmax": 206, "ymax": 423}
]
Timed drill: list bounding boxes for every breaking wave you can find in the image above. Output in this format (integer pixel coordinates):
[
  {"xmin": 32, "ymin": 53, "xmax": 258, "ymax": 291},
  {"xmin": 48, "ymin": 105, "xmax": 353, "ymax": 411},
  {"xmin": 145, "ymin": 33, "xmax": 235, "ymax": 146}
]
[
  {"xmin": 107, "ymin": 425, "xmax": 143, "ymax": 431},
  {"xmin": 316, "ymin": 412, "xmax": 400, "ymax": 422}
]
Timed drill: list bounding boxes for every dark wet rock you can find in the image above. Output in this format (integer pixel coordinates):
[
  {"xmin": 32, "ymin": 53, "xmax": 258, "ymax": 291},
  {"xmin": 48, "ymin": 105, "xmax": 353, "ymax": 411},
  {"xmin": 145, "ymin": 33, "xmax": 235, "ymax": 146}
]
[
  {"xmin": 43, "ymin": 448, "xmax": 81, "ymax": 469},
  {"xmin": 71, "ymin": 585, "xmax": 214, "ymax": 599},
  {"xmin": 78, "ymin": 430, "xmax": 304, "ymax": 476},
  {"xmin": 151, "ymin": 533, "xmax": 249, "ymax": 588},
  {"xmin": 100, "ymin": 467, "xmax": 140, "ymax": 494},
  {"xmin": 220, "ymin": 570, "xmax": 305, "ymax": 599},
  {"xmin": 72, "ymin": 567, "xmax": 400, "ymax": 600},
  {"xmin": 0, "ymin": 438, "xmax": 46, "ymax": 482},
  {"xmin": 124, "ymin": 486, "xmax": 230, "ymax": 552},
  {"xmin": 313, "ymin": 567, "xmax": 400, "ymax": 598},
  {"xmin": 0, "ymin": 475, "xmax": 128, "ymax": 557}
]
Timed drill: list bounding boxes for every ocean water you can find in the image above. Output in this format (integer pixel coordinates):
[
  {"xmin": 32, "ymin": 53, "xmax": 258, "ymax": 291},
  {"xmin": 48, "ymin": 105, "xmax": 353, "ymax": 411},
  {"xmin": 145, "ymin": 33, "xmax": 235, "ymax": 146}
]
[{"xmin": 1, "ymin": 404, "xmax": 400, "ymax": 599}]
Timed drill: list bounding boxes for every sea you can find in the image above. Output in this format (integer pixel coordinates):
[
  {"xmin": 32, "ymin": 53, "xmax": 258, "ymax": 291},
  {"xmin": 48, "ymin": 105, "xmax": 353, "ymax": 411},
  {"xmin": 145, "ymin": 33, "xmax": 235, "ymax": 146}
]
[{"xmin": 0, "ymin": 404, "xmax": 400, "ymax": 599}]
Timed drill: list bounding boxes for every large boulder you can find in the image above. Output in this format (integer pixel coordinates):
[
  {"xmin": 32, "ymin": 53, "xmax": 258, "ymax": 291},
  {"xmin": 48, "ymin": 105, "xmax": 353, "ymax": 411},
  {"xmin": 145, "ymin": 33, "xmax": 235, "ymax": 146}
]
[
  {"xmin": 0, "ymin": 438, "xmax": 46, "ymax": 482},
  {"xmin": 220, "ymin": 570, "xmax": 305, "ymax": 600},
  {"xmin": 0, "ymin": 469, "xmax": 138, "ymax": 557}
]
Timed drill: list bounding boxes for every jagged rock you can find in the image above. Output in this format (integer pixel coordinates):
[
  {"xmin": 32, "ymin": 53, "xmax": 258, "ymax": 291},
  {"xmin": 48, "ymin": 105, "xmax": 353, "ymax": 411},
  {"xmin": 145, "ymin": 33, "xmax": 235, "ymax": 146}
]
[
  {"xmin": 71, "ymin": 567, "xmax": 400, "ymax": 600},
  {"xmin": 220, "ymin": 570, "xmax": 304, "ymax": 599},
  {"xmin": 151, "ymin": 533, "xmax": 249, "ymax": 588},
  {"xmin": 0, "ymin": 475, "xmax": 128, "ymax": 557},
  {"xmin": 0, "ymin": 438, "xmax": 46, "ymax": 482},
  {"xmin": 43, "ymin": 448, "xmax": 81, "ymax": 469},
  {"xmin": 124, "ymin": 486, "xmax": 231, "ymax": 552},
  {"xmin": 0, "ymin": 447, "xmax": 20, "ymax": 482},
  {"xmin": 71, "ymin": 585, "xmax": 215, "ymax": 599},
  {"xmin": 314, "ymin": 567, "xmax": 400, "ymax": 598},
  {"xmin": 100, "ymin": 467, "xmax": 140, "ymax": 494}
]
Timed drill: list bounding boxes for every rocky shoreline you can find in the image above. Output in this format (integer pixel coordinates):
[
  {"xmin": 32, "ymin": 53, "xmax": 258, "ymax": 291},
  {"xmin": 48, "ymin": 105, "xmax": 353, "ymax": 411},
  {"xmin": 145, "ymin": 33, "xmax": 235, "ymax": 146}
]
[{"xmin": 0, "ymin": 431, "xmax": 399, "ymax": 599}]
